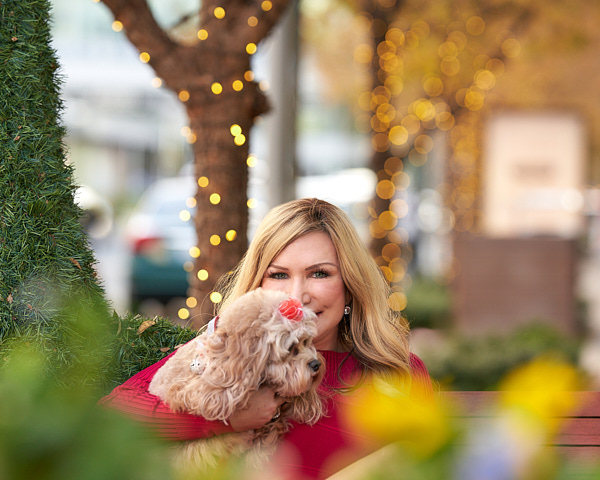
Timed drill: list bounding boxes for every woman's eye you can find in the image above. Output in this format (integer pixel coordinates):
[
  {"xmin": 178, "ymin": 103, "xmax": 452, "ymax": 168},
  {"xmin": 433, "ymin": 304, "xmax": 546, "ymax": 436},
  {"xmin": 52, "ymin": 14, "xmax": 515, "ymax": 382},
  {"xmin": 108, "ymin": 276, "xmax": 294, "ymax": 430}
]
[
  {"xmin": 268, "ymin": 271, "xmax": 287, "ymax": 279},
  {"xmin": 313, "ymin": 270, "xmax": 328, "ymax": 278}
]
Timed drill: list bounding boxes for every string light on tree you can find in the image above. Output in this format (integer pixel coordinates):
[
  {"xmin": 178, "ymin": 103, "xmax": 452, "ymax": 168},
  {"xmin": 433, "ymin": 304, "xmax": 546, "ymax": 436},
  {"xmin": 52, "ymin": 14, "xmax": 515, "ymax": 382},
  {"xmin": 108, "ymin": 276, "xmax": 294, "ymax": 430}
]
[
  {"xmin": 197, "ymin": 269, "xmax": 209, "ymax": 281},
  {"xmin": 213, "ymin": 7, "xmax": 225, "ymax": 19},
  {"xmin": 246, "ymin": 43, "xmax": 257, "ymax": 55},
  {"xmin": 179, "ymin": 90, "xmax": 190, "ymax": 102}
]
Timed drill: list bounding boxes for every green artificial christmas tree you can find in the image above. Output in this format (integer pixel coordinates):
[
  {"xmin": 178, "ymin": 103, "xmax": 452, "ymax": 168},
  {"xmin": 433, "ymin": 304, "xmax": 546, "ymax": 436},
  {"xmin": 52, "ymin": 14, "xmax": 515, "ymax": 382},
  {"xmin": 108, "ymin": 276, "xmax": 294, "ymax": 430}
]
[
  {"xmin": 0, "ymin": 0, "xmax": 111, "ymax": 376},
  {"xmin": 0, "ymin": 0, "xmax": 196, "ymax": 391}
]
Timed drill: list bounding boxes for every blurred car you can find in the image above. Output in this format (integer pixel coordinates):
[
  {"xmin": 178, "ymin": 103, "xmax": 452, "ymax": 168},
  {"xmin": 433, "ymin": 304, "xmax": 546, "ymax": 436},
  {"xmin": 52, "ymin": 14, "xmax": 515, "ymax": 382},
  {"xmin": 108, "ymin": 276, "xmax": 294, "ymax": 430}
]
[{"xmin": 126, "ymin": 176, "xmax": 196, "ymax": 306}]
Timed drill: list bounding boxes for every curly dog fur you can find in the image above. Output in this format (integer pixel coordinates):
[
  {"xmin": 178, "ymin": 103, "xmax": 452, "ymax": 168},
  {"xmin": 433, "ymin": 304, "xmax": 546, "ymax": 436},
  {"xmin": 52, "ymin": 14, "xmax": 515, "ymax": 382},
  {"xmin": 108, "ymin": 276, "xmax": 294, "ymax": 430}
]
[{"xmin": 149, "ymin": 288, "xmax": 324, "ymax": 473}]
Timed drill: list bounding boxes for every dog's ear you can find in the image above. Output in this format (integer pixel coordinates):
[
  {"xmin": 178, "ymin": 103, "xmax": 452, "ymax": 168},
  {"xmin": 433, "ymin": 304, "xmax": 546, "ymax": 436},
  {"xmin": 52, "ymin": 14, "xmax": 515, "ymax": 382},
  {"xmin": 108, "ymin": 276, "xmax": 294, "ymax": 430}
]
[
  {"xmin": 285, "ymin": 352, "xmax": 325, "ymax": 425},
  {"xmin": 190, "ymin": 328, "xmax": 272, "ymax": 422},
  {"xmin": 286, "ymin": 386, "xmax": 324, "ymax": 425}
]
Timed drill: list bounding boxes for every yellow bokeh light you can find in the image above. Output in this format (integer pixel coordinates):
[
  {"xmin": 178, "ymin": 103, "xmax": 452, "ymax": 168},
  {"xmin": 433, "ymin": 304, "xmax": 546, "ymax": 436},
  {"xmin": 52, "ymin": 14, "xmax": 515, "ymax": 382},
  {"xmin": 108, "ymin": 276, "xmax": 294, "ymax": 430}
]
[
  {"xmin": 369, "ymin": 219, "xmax": 387, "ymax": 239},
  {"xmin": 234, "ymin": 134, "xmax": 246, "ymax": 146},
  {"xmin": 186, "ymin": 297, "xmax": 198, "ymax": 308},
  {"xmin": 151, "ymin": 77, "xmax": 162, "ymax": 88},
  {"xmin": 139, "ymin": 52, "xmax": 150, "ymax": 63},
  {"xmin": 178, "ymin": 308, "xmax": 190, "ymax": 320},
  {"xmin": 414, "ymin": 134, "xmax": 434, "ymax": 154},
  {"xmin": 440, "ymin": 56, "xmax": 460, "ymax": 76},
  {"xmin": 261, "ymin": 1, "xmax": 273, "ymax": 11},
  {"xmin": 198, "ymin": 176, "xmax": 209, "ymax": 188},
  {"xmin": 475, "ymin": 69, "xmax": 496, "ymax": 90},
  {"xmin": 393, "ymin": 171, "xmax": 411, "ymax": 190},
  {"xmin": 181, "ymin": 126, "xmax": 191, "ymax": 136},
  {"xmin": 214, "ymin": 7, "xmax": 225, "ymax": 19},
  {"xmin": 391, "ymin": 198, "xmax": 409, "ymax": 218},
  {"xmin": 246, "ymin": 43, "xmax": 257, "ymax": 55},
  {"xmin": 189, "ymin": 246, "xmax": 201, "ymax": 258},
  {"xmin": 186, "ymin": 133, "xmax": 197, "ymax": 144},
  {"xmin": 502, "ymin": 38, "xmax": 521, "ymax": 58},
  {"xmin": 384, "ymin": 157, "xmax": 403, "ymax": 175},
  {"xmin": 186, "ymin": 197, "xmax": 197, "ymax": 208},
  {"xmin": 226, "ymin": 230, "xmax": 237, "ymax": 241},
  {"xmin": 436, "ymin": 111, "xmax": 455, "ymax": 131},
  {"xmin": 413, "ymin": 100, "xmax": 436, "ymax": 121},
  {"xmin": 111, "ymin": 21, "xmax": 123, "ymax": 32},
  {"xmin": 379, "ymin": 210, "xmax": 398, "ymax": 230},
  {"xmin": 423, "ymin": 76, "xmax": 444, "ymax": 97},
  {"xmin": 210, "ymin": 292, "xmax": 223, "ymax": 304},
  {"xmin": 247, "ymin": 155, "xmax": 257, "ymax": 167},
  {"xmin": 211, "ymin": 82, "xmax": 223, "ymax": 94},
  {"xmin": 248, "ymin": 16, "xmax": 258, "ymax": 27},
  {"xmin": 210, "ymin": 235, "xmax": 221, "ymax": 246},
  {"xmin": 372, "ymin": 133, "xmax": 390, "ymax": 153},
  {"xmin": 197, "ymin": 269, "xmax": 209, "ymax": 281},
  {"xmin": 178, "ymin": 90, "xmax": 190, "ymax": 102},
  {"xmin": 244, "ymin": 70, "xmax": 255, "ymax": 82},
  {"xmin": 197, "ymin": 29, "xmax": 208, "ymax": 41},
  {"xmin": 209, "ymin": 193, "xmax": 221, "ymax": 205},
  {"xmin": 466, "ymin": 16, "xmax": 485, "ymax": 36},
  {"xmin": 232, "ymin": 80, "xmax": 244, "ymax": 91},
  {"xmin": 179, "ymin": 210, "xmax": 191, "ymax": 222},
  {"xmin": 247, "ymin": 198, "xmax": 257, "ymax": 209},
  {"xmin": 376, "ymin": 179, "xmax": 396, "ymax": 199},
  {"xmin": 382, "ymin": 242, "xmax": 402, "ymax": 262},
  {"xmin": 388, "ymin": 125, "xmax": 408, "ymax": 146},
  {"xmin": 230, "ymin": 124, "xmax": 242, "ymax": 136},
  {"xmin": 387, "ymin": 291, "xmax": 407, "ymax": 311},
  {"xmin": 465, "ymin": 89, "xmax": 485, "ymax": 111}
]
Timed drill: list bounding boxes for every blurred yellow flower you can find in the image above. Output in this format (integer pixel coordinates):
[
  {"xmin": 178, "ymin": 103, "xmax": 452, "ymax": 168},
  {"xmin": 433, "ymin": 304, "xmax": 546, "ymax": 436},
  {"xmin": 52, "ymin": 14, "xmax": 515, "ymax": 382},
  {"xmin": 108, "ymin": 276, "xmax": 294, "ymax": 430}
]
[
  {"xmin": 498, "ymin": 356, "xmax": 583, "ymax": 437},
  {"xmin": 341, "ymin": 375, "xmax": 451, "ymax": 458}
]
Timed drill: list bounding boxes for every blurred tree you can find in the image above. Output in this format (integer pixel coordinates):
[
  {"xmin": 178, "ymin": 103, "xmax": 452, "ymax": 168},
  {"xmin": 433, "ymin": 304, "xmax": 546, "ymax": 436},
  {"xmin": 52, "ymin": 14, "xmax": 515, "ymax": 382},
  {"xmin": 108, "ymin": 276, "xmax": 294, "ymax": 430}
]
[
  {"xmin": 0, "ymin": 0, "xmax": 111, "ymax": 377},
  {"xmin": 301, "ymin": 0, "xmax": 600, "ymax": 303},
  {"xmin": 99, "ymin": 0, "xmax": 293, "ymax": 327}
]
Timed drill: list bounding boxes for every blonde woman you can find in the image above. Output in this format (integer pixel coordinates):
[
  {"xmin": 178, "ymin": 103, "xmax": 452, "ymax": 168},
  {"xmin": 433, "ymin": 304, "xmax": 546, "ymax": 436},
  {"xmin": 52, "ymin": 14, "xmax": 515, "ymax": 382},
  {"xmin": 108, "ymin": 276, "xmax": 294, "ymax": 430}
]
[{"xmin": 101, "ymin": 198, "xmax": 433, "ymax": 478}]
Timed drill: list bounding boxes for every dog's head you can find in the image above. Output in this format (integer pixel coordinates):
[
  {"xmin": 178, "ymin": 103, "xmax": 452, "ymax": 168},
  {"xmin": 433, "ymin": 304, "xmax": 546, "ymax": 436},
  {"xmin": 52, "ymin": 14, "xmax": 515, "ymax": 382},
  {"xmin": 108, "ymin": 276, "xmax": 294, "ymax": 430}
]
[{"xmin": 173, "ymin": 288, "xmax": 323, "ymax": 424}]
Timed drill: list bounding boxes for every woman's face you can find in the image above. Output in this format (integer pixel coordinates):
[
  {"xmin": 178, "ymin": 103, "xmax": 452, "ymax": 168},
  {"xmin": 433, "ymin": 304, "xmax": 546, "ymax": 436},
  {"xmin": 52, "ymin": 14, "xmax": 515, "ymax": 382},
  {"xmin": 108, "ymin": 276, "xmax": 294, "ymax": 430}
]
[{"xmin": 261, "ymin": 231, "xmax": 347, "ymax": 352}]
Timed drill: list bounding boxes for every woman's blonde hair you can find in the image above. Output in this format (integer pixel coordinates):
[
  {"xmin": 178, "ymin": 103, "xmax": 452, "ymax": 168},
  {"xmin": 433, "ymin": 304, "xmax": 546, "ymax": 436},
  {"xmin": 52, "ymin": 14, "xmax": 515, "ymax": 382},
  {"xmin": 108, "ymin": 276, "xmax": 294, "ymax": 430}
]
[{"xmin": 217, "ymin": 198, "xmax": 411, "ymax": 379}]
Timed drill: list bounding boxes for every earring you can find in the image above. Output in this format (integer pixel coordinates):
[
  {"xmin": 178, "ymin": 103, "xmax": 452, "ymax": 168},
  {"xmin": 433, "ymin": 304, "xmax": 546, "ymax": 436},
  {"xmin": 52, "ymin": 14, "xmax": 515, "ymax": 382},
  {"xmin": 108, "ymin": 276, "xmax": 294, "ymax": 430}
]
[{"xmin": 344, "ymin": 305, "xmax": 351, "ymax": 316}]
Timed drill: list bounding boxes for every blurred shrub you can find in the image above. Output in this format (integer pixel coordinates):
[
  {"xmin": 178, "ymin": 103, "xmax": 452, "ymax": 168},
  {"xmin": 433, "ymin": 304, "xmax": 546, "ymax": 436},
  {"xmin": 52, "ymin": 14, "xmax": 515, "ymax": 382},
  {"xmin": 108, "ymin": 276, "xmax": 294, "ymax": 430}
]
[
  {"xmin": 419, "ymin": 323, "xmax": 582, "ymax": 391},
  {"xmin": 0, "ymin": 311, "xmax": 177, "ymax": 480},
  {"xmin": 404, "ymin": 276, "xmax": 452, "ymax": 330}
]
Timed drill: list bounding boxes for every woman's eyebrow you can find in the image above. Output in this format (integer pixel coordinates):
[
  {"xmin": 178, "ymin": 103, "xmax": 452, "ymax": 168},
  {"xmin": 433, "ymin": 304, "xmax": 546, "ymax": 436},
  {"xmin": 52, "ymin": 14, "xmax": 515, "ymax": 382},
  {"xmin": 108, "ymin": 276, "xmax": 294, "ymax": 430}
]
[{"xmin": 305, "ymin": 262, "xmax": 338, "ymax": 271}]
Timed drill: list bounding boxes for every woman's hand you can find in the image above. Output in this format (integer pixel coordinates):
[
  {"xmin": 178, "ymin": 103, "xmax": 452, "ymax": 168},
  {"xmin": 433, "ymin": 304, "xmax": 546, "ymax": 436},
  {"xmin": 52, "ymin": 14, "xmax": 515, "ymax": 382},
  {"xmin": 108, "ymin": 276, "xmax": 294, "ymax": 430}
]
[{"xmin": 228, "ymin": 386, "xmax": 287, "ymax": 432}]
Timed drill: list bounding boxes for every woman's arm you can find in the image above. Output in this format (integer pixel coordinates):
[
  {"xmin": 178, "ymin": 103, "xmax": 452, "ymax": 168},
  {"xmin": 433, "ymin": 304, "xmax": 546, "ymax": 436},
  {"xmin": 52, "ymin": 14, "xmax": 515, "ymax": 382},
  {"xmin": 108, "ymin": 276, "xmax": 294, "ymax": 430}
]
[
  {"xmin": 99, "ymin": 353, "xmax": 233, "ymax": 441},
  {"xmin": 99, "ymin": 353, "xmax": 286, "ymax": 441}
]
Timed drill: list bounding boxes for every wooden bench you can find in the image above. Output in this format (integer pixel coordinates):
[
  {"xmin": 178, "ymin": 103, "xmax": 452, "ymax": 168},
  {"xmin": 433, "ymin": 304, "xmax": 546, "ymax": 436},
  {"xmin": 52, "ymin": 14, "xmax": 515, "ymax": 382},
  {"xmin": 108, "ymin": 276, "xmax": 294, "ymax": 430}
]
[
  {"xmin": 443, "ymin": 391, "xmax": 600, "ymax": 462},
  {"xmin": 329, "ymin": 391, "xmax": 600, "ymax": 479}
]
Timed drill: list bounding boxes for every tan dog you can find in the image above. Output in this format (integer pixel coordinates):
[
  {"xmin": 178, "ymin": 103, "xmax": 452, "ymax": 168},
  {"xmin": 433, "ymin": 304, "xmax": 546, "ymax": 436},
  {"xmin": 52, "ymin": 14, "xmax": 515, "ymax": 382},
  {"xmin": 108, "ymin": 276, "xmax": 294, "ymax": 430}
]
[{"xmin": 149, "ymin": 288, "xmax": 324, "ymax": 473}]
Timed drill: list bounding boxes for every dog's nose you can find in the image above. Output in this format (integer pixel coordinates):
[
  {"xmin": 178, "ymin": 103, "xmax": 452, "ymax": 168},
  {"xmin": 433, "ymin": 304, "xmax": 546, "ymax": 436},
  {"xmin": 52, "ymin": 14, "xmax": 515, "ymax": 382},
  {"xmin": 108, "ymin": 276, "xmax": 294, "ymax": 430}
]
[{"xmin": 308, "ymin": 359, "xmax": 321, "ymax": 373}]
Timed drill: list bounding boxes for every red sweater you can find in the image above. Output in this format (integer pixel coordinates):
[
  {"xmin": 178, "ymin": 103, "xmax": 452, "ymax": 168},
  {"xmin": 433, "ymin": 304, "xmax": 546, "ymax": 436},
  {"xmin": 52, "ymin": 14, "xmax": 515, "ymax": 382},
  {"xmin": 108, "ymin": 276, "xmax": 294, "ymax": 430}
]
[{"xmin": 99, "ymin": 350, "xmax": 433, "ymax": 479}]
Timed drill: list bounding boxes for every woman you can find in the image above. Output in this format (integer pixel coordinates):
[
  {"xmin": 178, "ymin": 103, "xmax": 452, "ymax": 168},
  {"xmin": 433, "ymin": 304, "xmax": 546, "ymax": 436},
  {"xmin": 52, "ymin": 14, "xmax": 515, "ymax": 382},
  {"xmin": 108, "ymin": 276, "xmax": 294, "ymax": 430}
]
[{"xmin": 100, "ymin": 198, "xmax": 433, "ymax": 478}]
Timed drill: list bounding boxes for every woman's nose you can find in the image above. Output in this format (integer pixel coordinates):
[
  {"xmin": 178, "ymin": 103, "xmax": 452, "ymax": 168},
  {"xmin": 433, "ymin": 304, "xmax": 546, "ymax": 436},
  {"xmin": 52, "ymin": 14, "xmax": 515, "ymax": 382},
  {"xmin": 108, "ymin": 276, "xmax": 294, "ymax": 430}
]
[{"xmin": 290, "ymin": 281, "xmax": 310, "ymax": 305}]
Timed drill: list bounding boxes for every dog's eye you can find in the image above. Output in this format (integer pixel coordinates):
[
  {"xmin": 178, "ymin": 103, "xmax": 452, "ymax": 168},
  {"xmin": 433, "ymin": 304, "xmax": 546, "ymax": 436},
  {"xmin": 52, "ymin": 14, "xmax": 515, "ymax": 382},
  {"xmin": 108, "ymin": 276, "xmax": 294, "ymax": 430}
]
[{"xmin": 288, "ymin": 343, "xmax": 299, "ymax": 356}]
